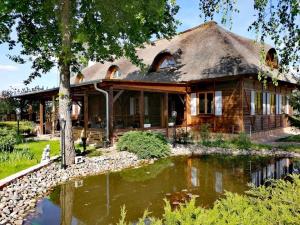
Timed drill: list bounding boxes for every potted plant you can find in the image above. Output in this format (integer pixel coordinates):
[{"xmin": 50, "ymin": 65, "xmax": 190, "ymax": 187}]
[{"xmin": 144, "ymin": 117, "xmax": 151, "ymax": 128}]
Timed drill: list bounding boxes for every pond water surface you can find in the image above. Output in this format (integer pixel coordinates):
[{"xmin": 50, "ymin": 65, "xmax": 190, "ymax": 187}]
[{"xmin": 24, "ymin": 155, "xmax": 300, "ymax": 225}]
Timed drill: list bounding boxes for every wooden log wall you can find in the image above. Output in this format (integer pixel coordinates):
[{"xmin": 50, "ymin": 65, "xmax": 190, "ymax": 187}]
[
  {"xmin": 189, "ymin": 79, "xmax": 243, "ymax": 133},
  {"xmin": 242, "ymin": 78, "xmax": 293, "ymax": 133}
]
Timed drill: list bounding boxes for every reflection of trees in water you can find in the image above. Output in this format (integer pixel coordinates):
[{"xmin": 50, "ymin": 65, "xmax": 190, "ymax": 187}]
[
  {"xmin": 120, "ymin": 158, "xmax": 173, "ymax": 182},
  {"xmin": 60, "ymin": 182, "xmax": 75, "ymax": 225}
]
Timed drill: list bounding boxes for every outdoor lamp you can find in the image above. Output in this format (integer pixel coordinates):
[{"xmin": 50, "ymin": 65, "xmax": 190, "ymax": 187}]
[{"xmin": 16, "ymin": 108, "xmax": 21, "ymax": 135}]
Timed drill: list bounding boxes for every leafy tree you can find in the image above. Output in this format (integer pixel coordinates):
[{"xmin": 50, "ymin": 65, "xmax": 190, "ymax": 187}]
[{"xmin": 0, "ymin": 0, "xmax": 179, "ymax": 165}]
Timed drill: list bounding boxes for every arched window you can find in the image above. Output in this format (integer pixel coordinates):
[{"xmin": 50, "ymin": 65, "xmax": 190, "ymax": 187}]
[
  {"xmin": 74, "ymin": 73, "xmax": 84, "ymax": 84},
  {"xmin": 107, "ymin": 65, "xmax": 122, "ymax": 79},
  {"xmin": 149, "ymin": 52, "xmax": 176, "ymax": 72},
  {"xmin": 266, "ymin": 48, "xmax": 279, "ymax": 69},
  {"xmin": 159, "ymin": 55, "xmax": 176, "ymax": 69}
]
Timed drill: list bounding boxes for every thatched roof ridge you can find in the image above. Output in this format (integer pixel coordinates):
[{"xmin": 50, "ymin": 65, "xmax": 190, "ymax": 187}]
[{"xmin": 72, "ymin": 21, "xmax": 296, "ymax": 84}]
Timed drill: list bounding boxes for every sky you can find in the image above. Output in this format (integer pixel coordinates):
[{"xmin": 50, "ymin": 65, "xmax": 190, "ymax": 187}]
[{"xmin": 0, "ymin": 0, "xmax": 269, "ymax": 91}]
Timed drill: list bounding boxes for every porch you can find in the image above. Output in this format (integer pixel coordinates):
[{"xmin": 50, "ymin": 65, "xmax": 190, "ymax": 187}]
[{"xmin": 15, "ymin": 81, "xmax": 188, "ymax": 145}]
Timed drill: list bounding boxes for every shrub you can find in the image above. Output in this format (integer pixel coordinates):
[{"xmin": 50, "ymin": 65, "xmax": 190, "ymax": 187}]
[
  {"xmin": 0, "ymin": 121, "xmax": 35, "ymax": 134},
  {"xmin": 199, "ymin": 124, "xmax": 211, "ymax": 145},
  {"xmin": 0, "ymin": 147, "xmax": 34, "ymax": 163},
  {"xmin": 232, "ymin": 132, "xmax": 252, "ymax": 149},
  {"xmin": 117, "ymin": 175, "xmax": 300, "ymax": 225},
  {"xmin": 0, "ymin": 128, "xmax": 18, "ymax": 152},
  {"xmin": 117, "ymin": 131, "xmax": 170, "ymax": 159}
]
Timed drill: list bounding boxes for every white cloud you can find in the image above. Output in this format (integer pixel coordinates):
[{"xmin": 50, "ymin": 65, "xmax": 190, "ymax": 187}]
[{"xmin": 0, "ymin": 64, "xmax": 18, "ymax": 72}]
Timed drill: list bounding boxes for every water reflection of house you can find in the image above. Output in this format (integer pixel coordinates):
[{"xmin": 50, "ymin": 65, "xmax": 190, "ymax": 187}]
[{"xmin": 251, "ymin": 158, "xmax": 294, "ymax": 186}]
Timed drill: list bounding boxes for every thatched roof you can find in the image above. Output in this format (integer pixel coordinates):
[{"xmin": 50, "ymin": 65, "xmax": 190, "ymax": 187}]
[{"xmin": 72, "ymin": 21, "xmax": 296, "ymax": 85}]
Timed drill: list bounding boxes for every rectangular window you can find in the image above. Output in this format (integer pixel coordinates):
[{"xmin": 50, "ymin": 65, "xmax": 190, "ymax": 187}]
[
  {"xmin": 207, "ymin": 93, "xmax": 214, "ymax": 114},
  {"xmin": 198, "ymin": 92, "xmax": 214, "ymax": 115},
  {"xmin": 263, "ymin": 92, "xmax": 267, "ymax": 115},
  {"xmin": 199, "ymin": 93, "xmax": 205, "ymax": 114},
  {"xmin": 255, "ymin": 91, "xmax": 262, "ymax": 114},
  {"xmin": 267, "ymin": 92, "xmax": 271, "ymax": 115}
]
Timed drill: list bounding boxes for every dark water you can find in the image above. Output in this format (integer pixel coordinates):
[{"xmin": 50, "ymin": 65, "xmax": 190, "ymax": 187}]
[{"xmin": 24, "ymin": 155, "xmax": 300, "ymax": 225}]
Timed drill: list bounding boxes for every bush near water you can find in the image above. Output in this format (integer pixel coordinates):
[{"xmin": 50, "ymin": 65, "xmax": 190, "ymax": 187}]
[
  {"xmin": 117, "ymin": 131, "xmax": 170, "ymax": 159},
  {"xmin": 118, "ymin": 175, "xmax": 300, "ymax": 225}
]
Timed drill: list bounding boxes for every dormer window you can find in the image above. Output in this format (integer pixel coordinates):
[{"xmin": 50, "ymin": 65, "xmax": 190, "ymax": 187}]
[
  {"xmin": 107, "ymin": 65, "xmax": 121, "ymax": 79},
  {"xmin": 159, "ymin": 55, "xmax": 176, "ymax": 69},
  {"xmin": 149, "ymin": 52, "xmax": 176, "ymax": 72},
  {"xmin": 112, "ymin": 68, "xmax": 121, "ymax": 78},
  {"xmin": 266, "ymin": 48, "xmax": 279, "ymax": 69}
]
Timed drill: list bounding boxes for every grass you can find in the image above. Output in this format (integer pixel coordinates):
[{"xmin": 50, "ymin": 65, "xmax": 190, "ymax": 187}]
[
  {"xmin": 0, "ymin": 140, "xmax": 60, "ymax": 179},
  {"xmin": 276, "ymin": 134, "xmax": 300, "ymax": 143}
]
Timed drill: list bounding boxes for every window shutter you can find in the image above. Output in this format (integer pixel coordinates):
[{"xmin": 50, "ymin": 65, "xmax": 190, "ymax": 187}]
[
  {"xmin": 286, "ymin": 96, "xmax": 289, "ymax": 114},
  {"xmin": 215, "ymin": 91, "xmax": 222, "ymax": 116},
  {"xmin": 278, "ymin": 94, "xmax": 282, "ymax": 114},
  {"xmin": 251, "ymin": 90, "xmax": 255, "ymax": 115},
  {"xmin": 263, "ymin": 92, "xmax": 267, "ymax": 115},
  {"xmin": 191, "ymin": 93, "xmax": 197, "ymax": 116},
  {"xmin": 144, "ymin": 96, "xmax": 149, "ymax": 116},
  {"xmin": 267, "ymin": 93, "xmax": 270, "ymax": 115},
  {"xmin": 130, "ymin": 97, "xmax": 135, "ymax": 115}
]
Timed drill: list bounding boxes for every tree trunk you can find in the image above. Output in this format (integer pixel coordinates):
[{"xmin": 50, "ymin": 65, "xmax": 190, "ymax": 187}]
[
  {"xmin": 59, "ymin": 0, "xmax": 75, "ymax": 166},
  {"xmin": 60, "ymin": 182, "xmax": 75, "ymax": 225}
]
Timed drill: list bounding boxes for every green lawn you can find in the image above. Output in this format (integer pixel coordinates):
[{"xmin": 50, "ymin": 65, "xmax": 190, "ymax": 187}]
[
  {"xmin": 0, "ymin": 140, "xmax": 60, "ymax": 179},
  {"xmin": 276, "ymin": 134, "xmax": 300, "ymax": 143}
]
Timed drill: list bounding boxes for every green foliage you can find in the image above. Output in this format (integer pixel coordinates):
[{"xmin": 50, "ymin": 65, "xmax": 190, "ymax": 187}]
[
  {"xmin": 118, "ymin": 175, "xmax": 300, "ymax": 225},
  {"xmin": 290, "ymin": 90, "xmax": 300, "ymax": 114},
  {"xmin": 0, "ymin": 127, "xmax": 19, "ymax": 152},
  {"xmin": 277, "ymin": 134, "xmax": 300, "ymax": 143},
  {"xmin": 1, "ymin": 0, "xmax": 179, "ymax": 83},
  {"xmin": 0, "ymin": 140, "xmax": 60, "ymax": 179},
  {"xmin": 117, "ymin": 131, "xmax": 170, "ymax": 159},
  {"xmin": 0, "ymin": 121, "xmax": 35, "ymax": 134},
  {"xmin": 199, "ymin": 124, "xmax": 211, "ymax": 145},
  {"xmin": 231, "ymin": 132, "xmax": 252, "ymax": 150},
  {"xmin": 288, "ymin": 115, "xmax": 300, "ymax": 129}
]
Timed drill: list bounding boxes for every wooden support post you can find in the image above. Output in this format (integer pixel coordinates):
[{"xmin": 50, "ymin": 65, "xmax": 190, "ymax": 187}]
[
  {"xmin": 139, "ymin": 90, "xmax": 144, "ymax": 129},
  {"xmin": 185, "ymin": 93, "xmax": 191, "ymax": 126},
  {"xmin": 164, "ymin": 93, "xmax": 169, "ymax": 137},
  {"xmin": 39, "ymin": 100, "xmax": 45, "ymax": 135},
  {"xmin": 51, "ymin": 96, "xmax": 56, "ymax": 137},
  {"xmin": 84, "ymin": 93, "xmax": 89, "ymax": 139},
  {"xmin": 109, "ymin": 87, "xmax": 114, "ymax": 143}
]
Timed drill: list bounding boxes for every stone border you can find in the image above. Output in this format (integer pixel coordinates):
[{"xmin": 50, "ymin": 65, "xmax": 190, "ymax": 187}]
[{"xmin": 0, "ymin": 156, "xmax": 60, "ymax": 189}]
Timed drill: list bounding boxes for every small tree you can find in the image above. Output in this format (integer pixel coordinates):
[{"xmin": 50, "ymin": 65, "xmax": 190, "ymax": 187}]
[{"xmin": 0, "ymin": 0, "xmax": 179, "ymax": 165}]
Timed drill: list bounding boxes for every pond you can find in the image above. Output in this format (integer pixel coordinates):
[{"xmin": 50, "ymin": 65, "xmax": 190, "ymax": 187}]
[{"xmin": 24, "ymin": 155, "xmax": 300, "ymax": 225}]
